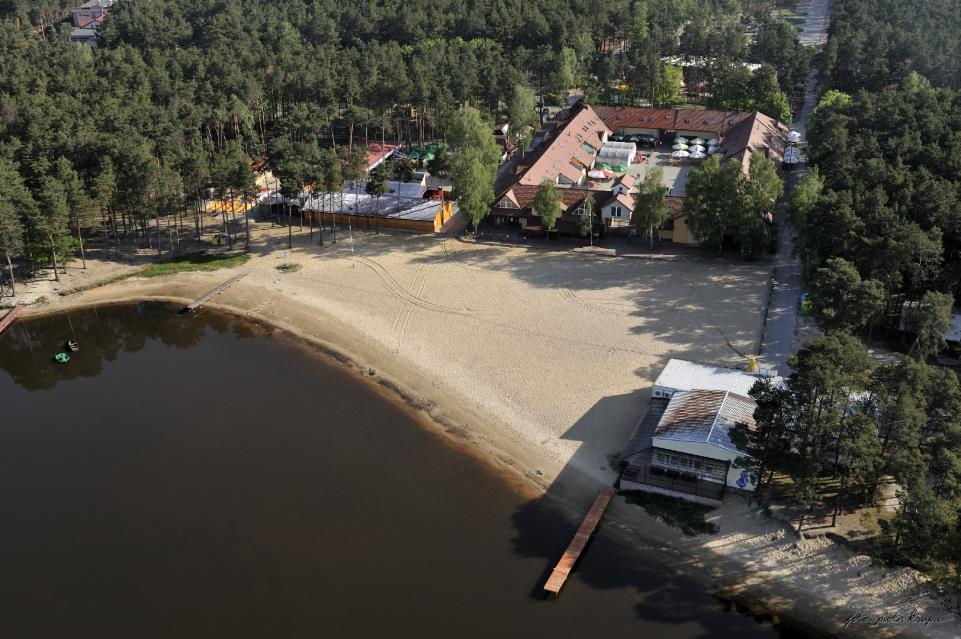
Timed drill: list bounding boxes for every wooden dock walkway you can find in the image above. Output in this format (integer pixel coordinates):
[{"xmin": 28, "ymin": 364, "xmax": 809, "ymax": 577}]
[
  {"xmin": 0, "ymin": 304, "xmax": 23, "ymax": 337},
  {"xmin": 180, "ymin": 273, "xmax": 247, "ymax": 313},
  {"xmin": 543, "ymin": 487, "xmax": 614, "ymax": 597}
]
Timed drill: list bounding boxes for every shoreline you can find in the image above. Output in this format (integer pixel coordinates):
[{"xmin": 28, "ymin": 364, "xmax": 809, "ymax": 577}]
[{"xmin": 14, "ymin": 269, "xmax": 959, "ymax": 639}]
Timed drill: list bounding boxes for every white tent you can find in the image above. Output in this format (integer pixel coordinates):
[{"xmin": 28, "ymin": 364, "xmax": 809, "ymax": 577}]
[{"xmin": 786, "ymin": 130, "xmax": 802, "ymax": 143}]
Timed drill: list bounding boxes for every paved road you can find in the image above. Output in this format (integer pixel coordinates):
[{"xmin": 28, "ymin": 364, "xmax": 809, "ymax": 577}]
[
  {"xmin": 789, "ymin": 0, "xmax": 832, "ymax": 47},
  {"xmin": 758, "ymin": 72, "xmax": 821, "ymax": 375}
]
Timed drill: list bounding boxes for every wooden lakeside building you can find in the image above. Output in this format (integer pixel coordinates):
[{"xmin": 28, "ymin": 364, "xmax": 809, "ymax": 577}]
[{"xmin": 619, "ymin": 359, "xmax": 781, "ymax": 506}]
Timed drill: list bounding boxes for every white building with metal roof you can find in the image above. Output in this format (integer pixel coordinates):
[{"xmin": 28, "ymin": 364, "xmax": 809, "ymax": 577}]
[{"xmin": 651, "ymin": 358, "xmax": 780, "ymax": 399}]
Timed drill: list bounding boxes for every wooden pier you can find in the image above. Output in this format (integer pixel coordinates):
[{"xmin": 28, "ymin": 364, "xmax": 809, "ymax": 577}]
[
  {"xmin": 0, "ymin": 304, "xmax": 23, "ymax": 337},
  {"xmin": 180, "ymin": 273, "xmax": 247, "ymax": 313},
  {"xmin": 543, "ymin": 487, "xmax": 614, "ymax": 597}
]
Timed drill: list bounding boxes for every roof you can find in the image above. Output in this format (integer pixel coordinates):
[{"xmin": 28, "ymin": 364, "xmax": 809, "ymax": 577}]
[
  {"xmin": 602, "ymin": 192, "xmax": 635, "ymax": 211},
  {"xmin": 593, "ymin": 106, "xmax": 753, "ymax": 137},
  {"xmin": 76, "ymin": 15, "xmax": 105, "ymax": 27},
  {"xmin": 666, "ymin": 196, "xmax": 685, "ymax": 219},
  {"xmin": 653, "ymin": 390, "xmax": 756, "ymax": 455},
  {"xmin": 654, "ymin": 358, "xmax": 780, "ymax": 395},
  {"xmin": 515, "ymin": 105, "xmax": 610, "ymax": 186},
  {"xmin": 365, "ymin": 143, "xmax": 398, "ymax": 172},
  {"xmin": 594, "ymin": 106, "xmax": 787, "ymax": 179},
  {"xmin": 715, "ymin": 112, "xmax": 788, "ymax": 175},
  {"xmin": 497, "ymin": 184, "xmax": 594, "ymax": 213},
  {"xmin": 77, "ymin": 0, "xmax": 113, "ymax": 8}
]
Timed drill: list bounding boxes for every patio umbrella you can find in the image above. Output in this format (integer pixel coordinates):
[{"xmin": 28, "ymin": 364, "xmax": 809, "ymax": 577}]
[
  {"xmin": 689, "ymin": 144, "xmax": 705, "ymax": 153},
  {"xmin": 786, "ymin": 130, "xmax": 802, "ymax": 143},
  {"xmin": 676, "ymin": 137, "xmax": 689, "ymax": 145},
  {"xmin": 689, "ymin": 149, "xmax": 706, "ymax": 160},
  {"xmin": 672, "ymin": 142, "xmax": 689, "ymax": 151},
  {"xmin": 690, "ymin": 137, "xmax": 705, "ymax": 145},
  {"xmin": 671, "ymin": 150, "xmax": 690, "ymax": 160}
]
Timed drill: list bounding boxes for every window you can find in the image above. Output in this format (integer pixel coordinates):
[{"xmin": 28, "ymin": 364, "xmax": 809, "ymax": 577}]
[
  {"xmin": 497, "ymin": 197, "xmax": 519, "ymax": 209},
  {"xmin": 609, "ymin": 205, "xmax": 623, "ymax": 218},
  {"xmin": 652, "ymin": 451, "xmax": 726, "ymax": 482}
]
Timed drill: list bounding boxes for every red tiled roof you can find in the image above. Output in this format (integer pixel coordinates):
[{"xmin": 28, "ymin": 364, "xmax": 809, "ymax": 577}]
[
  {"xmin": 593, "ymin": 106, "xmax": 755, "ymax": 138},
  {"xmin": 365, "ymin": 143, "xmax": 398, "ymax": 172},
  {"xmin": 593, "ymin": 106, "xmax": 677, "ymax": 131},
  {"xmin": 76, "ymin": 14, "xmax": 105, "ymax": 27},
  {"xmin": 666, "ymin": 196, "xmax": 685, "ymax": 219}
]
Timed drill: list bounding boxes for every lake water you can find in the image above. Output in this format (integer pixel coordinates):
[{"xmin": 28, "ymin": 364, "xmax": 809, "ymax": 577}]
[{"xmin": 0, "ymin": 303, "xmax": 814, "ymax": 638}]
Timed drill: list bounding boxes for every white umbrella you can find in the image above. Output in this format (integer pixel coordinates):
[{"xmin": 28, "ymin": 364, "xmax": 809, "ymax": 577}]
[
  {"xmin": 783, "ymin": 147, "xmax": 802, "ymax": 164},
  {"xmin": 671, "ymin": 150, "xmax": 690, "ymax": 160},
  {"xmin": 786, "ymin": 130, "xmax": 802, "ymax": 143},
  {"xmin": 587, "ymin": 169, "xmax": 607, "ymax": 179},
  {"xmin": 689, "ymin": 150, "xmax": 706, "ymax": 160},
  {"xmin": 690, "ymin": 137, "xmax": 705, "ymax": 145},
  {"xmin": 689, "ymin": 144, "xmax": 705, "ymax": 153},
  {"xmin": 672, "ymin": 142, "xmax": 689, "ymax": 151}
]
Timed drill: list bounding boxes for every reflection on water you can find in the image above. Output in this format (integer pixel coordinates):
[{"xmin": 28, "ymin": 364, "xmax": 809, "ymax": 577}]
[
  {"xmin": 0, "ymin": 303, "xmax": 813, "ymax": 638},
  {"xmin": 0, "ymin": 304, "xmax": 260, "ymax": 390}
]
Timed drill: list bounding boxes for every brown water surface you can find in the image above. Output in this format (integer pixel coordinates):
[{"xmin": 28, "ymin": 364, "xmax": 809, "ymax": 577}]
[{"xmin": 0, "ymin": 303, "xmax": 813, "ymax": 638}]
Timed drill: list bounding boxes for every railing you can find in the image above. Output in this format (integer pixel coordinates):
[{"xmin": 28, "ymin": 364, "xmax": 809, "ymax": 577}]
[{"xmin": 622, "ymin": 461, "xmax": 726, "ymax": 502}]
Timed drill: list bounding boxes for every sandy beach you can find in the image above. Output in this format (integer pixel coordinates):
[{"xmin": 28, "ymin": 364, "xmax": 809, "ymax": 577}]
[{"xmin": 9, "ymin": 224, "xmax": 959, "ymax": 638}]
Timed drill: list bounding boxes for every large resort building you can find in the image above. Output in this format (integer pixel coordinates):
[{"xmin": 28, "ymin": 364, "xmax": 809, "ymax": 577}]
[{"xmin": 488, "ymin": 103, "xmax": 788, "ymax": 244}]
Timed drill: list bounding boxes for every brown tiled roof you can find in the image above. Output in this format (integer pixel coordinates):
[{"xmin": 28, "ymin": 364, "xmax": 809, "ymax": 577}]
[
  {"xmin": 593, "ymin": 106, "xmax": 677, "ymax": 130},
  {"xmin": 516, "ymin": 106, "xmax": 610, "ymax": 186},
  {"xmin": 500, "ymin": 185, "xmax": 593, "ymax": 212},
  {"xmin": 666, "ymin": 196, "xmax": 685, "ymax": 219},
  {"xmin": 593, "ymin": 106, "xmax": 753, "ymax": 137},
  {"xmin": 674, "ymin": 109, "xmax": 752, "ymax": 136},
  {"xmin": 716, "ymin": 112, "xmax": 788, "ymax": 175},
  {"xmin": 601, "ymin": 192, "xmax": 635, "ymax": 211},
  {"xmin": 615, "ymin": 171, "xmax": 636, "ymax": 192}
]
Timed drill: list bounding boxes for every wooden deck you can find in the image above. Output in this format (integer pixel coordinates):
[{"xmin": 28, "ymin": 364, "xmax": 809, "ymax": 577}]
[
  {"xmin": 543, "ymin": 487, "xmax": 614, "ymax": 597},
  {"xmin": 180, "ymin": 273, "xmax": 247, "ymax": 313},
  {"xmin": 0, "ymin": 304, "xmax": 23, "ymax": 337}
]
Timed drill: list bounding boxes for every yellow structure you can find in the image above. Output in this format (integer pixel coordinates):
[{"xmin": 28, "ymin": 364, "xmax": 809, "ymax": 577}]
[{"xmin": 659, "ymin": 213, "xmax": 697, "ymax": 245}]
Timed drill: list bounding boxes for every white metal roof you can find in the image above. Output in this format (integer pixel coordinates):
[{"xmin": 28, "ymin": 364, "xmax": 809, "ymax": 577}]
[{"xmin": 653, "ymin": 358, "xmax": 780, "ymax": 396}]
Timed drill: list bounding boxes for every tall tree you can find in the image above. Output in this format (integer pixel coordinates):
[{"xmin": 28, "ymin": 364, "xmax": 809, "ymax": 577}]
[
  {"xmin": 631, "ymin": 165, "xmax": 669, "ymax": 248},
  {"xmin": 532, "ymin": 178, "xmax": 561, "ymax": 237},
  {"xmin": 811, "ymin": 258, "xmax": 887, "ymax": 333},
  {"xmin": 507, "ymin": 83, "xmax": 538, "ymax": 154},
  {"xmin": 446, "ymin": 107, "xmax": 501, "ymax": 235},
  {"xmin": 0, "ymin": 201, "xmax": 24, "ymax": 297},
  {"xmin": 906, "ymin": 291, "xmax": 954, "ymax": 360}
]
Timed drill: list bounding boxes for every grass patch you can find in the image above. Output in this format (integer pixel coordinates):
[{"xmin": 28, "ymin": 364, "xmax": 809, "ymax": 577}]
[
  {"xmin": 140, "ymin": 252, "xmax": 250, "ymax": 278},
  {"xmin": 624, "ymin": 491, "xmax": 720, "ymax": 535},
  {"xmin": 58, "ymin": 270, "xmax": 139, "ymax": 296}
]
